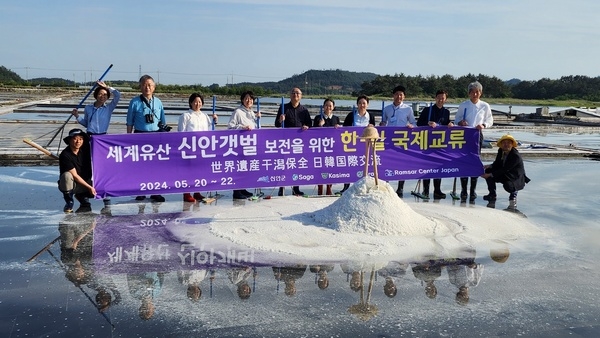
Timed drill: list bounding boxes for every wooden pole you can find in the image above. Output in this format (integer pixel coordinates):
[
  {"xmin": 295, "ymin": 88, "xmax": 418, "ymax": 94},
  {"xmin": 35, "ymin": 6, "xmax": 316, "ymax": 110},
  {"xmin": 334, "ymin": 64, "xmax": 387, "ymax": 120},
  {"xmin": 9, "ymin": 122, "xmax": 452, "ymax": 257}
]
[{"xmin": 23, "ymin": 139, "xmax": 59, "ymax": 159}]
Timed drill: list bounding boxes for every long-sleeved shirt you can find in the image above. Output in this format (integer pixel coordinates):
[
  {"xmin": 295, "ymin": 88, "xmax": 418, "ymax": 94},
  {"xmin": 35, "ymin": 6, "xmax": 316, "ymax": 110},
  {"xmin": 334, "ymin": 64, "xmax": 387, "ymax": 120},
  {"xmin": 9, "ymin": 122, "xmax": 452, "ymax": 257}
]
[
  {"xmin": 381, "ymin": 102, "xmax": 416, "ymax": 126},
  {"xmin": 178, "ymin": 109, "xmax": 212, "ymax": 132},
  {"xmin": 77, "ymin": 87, "xmax": 120, "ymax": 134},
  {"xmin": 228, "ymin": 105, "xmax": 258, "ymax": 129},
  {"xmin": 416, "ymin": 104, "xmax": 451, "ymax": 126},
  {"xmin": 274, "ymin": 102, "xmax": 311, "ymax": 128},
  {"xmin": 455, "ymin": 99, "xmax": 493, "ymax": 128}
]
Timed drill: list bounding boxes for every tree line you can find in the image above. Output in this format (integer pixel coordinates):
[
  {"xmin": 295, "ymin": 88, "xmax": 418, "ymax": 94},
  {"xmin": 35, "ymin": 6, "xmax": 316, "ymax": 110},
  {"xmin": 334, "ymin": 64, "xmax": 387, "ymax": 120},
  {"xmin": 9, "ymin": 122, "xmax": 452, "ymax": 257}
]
[
  {"xmin": 1, "ymin": 65, "xmax": 599, "ymax": 101},
  {"xmin": 358, "ymin": 73, "xmax": 600, "ymax": 101}
]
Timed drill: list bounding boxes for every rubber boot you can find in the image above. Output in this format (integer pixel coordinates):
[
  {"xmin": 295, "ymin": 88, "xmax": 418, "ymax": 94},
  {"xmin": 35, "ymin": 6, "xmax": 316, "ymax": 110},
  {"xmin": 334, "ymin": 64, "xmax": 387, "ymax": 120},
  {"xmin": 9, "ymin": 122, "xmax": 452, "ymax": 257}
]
[
  {"xmin": 292, "ymin": 186, "xmax": 304, "ymax": 196},
  {"xmin": 62, "ymin": 191, "xmax": 74, "ymax": 213},
  {"xmin": 508, "ymin": 191, "xmax": 518, "ymax": 209},
  {"xmin": 460, "ymin": 177, "xmax": 469, "ymax": 200},
  {"xmin": 397, "ymin": 181, "xmax": 405, "ymax": 197},
  {"xmin": 433, "ymin": 179, "xmax": 446, "ymax": 199},
  {"xmin": 422, "ymin": 179, "xmax": 431, "ymax": 197},
  {"xmin": 469, "ymin": 177, "xmax": 478, "ymax": 202},
  {"xmin": 317, "ymin": 185, "xmax": 323, "ymax": 196},
  {"xmin": 326, "ymin": 185, "xmax": 333, "ymax": 196},
  {"xmin": 75, "ymin": 193, "xmax": 91, "ymax": 213}
]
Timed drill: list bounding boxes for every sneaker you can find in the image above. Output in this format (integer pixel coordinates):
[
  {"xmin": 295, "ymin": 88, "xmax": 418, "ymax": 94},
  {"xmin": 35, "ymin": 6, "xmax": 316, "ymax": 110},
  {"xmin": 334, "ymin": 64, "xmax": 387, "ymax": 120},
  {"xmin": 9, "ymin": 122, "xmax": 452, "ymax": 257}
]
[
  {"xmin": 135, "ymin": 195, "xmax": 146, "ymax": 201},
  {"xmin": 63, "ymin": 201, "xmax": 74, "ymax": 213},
  {"xmin": 396, "ymin": 189, "xmax": 403, "ymax": 198},
  {"xmin": 460, "ymin": 191, "xmax": 467, "ymax": 202},
  {"xmin": 469, "ymin": 192, "xmax": 477, "ymax": 202},
  {"xmin": 278, "ymin": 187, "xmax": 285, "ymax": 196},
  {"xmin": 483, "ymin": 194, "xmax": 497, "ymax": 201},
  {"xmin": 241, "ymin": 190, "xmax": 253, "ymax": 198},
  {"xmin": 193, "ymin": 192, "xmax": 205, "ymax": 201},
  {"xmin": 233, "ymin": 191, "xmax": 247, "ymax": 200},
  {"xmin": 150, "ymin": 195, "xmax": 165, "ymax": 203},
  {"xmin": 433, "ymin": 192, "xmax": 447, "ymax": 199},
  {"xmin": 183, "ymin": 193, "xmax": 196, "ymax": 203}
]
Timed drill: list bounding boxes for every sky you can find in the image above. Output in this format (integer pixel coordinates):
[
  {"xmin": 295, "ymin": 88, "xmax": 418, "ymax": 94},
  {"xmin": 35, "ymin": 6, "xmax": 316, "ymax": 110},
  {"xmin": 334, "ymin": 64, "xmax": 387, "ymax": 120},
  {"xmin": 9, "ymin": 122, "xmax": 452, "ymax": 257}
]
[{"xmin": 2, "ymin": 0, "xmax": 600, "ymax": 86}]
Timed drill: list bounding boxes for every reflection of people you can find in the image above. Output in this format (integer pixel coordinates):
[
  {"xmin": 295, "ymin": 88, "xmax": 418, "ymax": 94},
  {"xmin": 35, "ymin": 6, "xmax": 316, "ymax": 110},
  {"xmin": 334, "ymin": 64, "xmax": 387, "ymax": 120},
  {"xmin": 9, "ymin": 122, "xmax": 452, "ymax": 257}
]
[
  {"xmin": 416, "ymin": 90, "xmax": 454, "ymax": 199},
  {"xmin": 380, "ymin": 86, "xmax": 415, "ymax": 197},
  {"xmin": 227, "ymin": 267, "xmax": 253, "ymax": 300},
  {"xmin": 275, "ymin": 88, "xmax": 312, "ymax": 196},
  {"xmin": 59, "ymin": 214, "xmax": 96, "ymax": 286},
  {"xmin": 127, "ymin": 272, "xmax": 164, "ymax": 320},
  {"xmin": 178, "ymin": 269, "xmax": 207, "ymax": 302},
  {"xmin": 378, "ymin": 261, "xmax": 408, "ymax": 298},
  {"xmin": 228, "ymin": 90, "xmax": 260, "ymax": 200},
  {"xmin": 58, "ymin": 129, "xmax": 96, "ymax": 213},
  {"xmin": 309, "ymin": 264, "xmax": 335, "ymax": 290},
  {"xmin": 178, "ymin": 93, "xmax": 217, "ymax": 203},
  {"xmin": 481, "ymin": 134, "xmax": 530, "ymax": 209},
  {"xmin": 490, "ymin": 244, "xmax": 510, "ymax": 264},
  {"xmin": 60, "ymin": 215, "xmax": 121, "ymax": 312},
  {"xmin": 454, "ymin": 81, "xmax": 493, "ymax": 202},
  {"xmin": 446, "ymin": 251, "xmax": 484, "ymax": 305},
  {"xmin": 411, "ymin": 259, "xmax": 443, "ymax": 299},
  {"xmin": 273, "ymin": 264, "xmax": 307, "ymax": 296},
  {"xmin": 338, "ymin": 95, "xmax": 376, "ymax": 194},
  {"xmin": 313, "ymin": 98, "xmax": 340, "ymax": 196},
  {"xmin": 126, "ymin": 75, "xmax": 167, "ymax": 203}
]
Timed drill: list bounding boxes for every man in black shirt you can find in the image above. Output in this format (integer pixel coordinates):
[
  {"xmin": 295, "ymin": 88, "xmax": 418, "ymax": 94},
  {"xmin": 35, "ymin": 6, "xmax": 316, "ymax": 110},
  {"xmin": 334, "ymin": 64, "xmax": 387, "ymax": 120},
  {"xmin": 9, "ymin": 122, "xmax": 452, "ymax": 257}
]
[
  {"xmin": 274, "ymin": 88, "xmax": 312, "ymax": 196},
  {"xmin": 58, "ymin": 129, "xmax": 96, "ymax": 213}
]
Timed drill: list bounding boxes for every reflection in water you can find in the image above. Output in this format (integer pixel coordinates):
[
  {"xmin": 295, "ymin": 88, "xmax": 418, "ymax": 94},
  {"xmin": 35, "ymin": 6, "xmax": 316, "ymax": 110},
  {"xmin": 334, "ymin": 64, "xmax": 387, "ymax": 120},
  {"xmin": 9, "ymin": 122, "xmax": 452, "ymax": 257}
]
[
  {"xmin": 25, "ymin": 210, "xmax": 515, "ymax": 329},
  {"xmin": 56, "ymin": 214, "xmax": 117, "ymax": 329}
]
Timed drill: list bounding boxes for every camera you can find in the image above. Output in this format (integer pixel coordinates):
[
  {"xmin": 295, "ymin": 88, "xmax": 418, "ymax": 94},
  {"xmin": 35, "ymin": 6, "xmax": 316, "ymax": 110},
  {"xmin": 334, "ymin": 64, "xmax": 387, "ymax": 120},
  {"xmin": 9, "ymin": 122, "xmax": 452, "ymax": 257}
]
[
  {"xmin": 145, "ymin": 114, "xmax": 154, "ymax": 124},
  {"xmin": 158, "ymin": 122, "xmax": 172, "ymax": 132}
]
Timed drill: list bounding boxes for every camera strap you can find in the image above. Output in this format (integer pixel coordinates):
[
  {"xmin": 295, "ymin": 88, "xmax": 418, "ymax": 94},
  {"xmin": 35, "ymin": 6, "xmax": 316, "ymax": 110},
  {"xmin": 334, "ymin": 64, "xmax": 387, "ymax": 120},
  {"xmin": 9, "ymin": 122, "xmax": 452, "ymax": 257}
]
[{"xmin": 140, "ymin": 95, "xmax": 160, "ymax": 121}]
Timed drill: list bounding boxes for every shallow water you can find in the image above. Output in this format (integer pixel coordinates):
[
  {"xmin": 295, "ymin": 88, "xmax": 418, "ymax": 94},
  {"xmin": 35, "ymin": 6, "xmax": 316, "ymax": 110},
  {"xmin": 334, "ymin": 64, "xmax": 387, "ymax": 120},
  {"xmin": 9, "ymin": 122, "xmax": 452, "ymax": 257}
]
[{"xmin": 1, "ymin": 156, "xmax": 599, "ymax": 336}]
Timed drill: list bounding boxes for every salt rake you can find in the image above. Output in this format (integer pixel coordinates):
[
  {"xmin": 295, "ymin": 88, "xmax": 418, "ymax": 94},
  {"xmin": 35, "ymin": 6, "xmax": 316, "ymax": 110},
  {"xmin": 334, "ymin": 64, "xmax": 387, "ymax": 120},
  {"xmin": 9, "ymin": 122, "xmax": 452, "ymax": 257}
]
[{"xmin": 410, "ymin": 180, "xmax": 429, "ymax": 199}]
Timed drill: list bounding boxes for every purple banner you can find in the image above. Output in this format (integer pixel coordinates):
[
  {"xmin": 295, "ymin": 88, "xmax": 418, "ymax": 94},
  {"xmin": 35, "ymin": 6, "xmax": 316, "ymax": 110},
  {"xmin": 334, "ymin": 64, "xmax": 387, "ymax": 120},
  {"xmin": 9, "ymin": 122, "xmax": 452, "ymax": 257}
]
[
  {"xmin": 92, "ymin": 213, "xmax": 257, "ymax": 273},
  {"xmin": 91, "ymin": 127, "xmax": 482, "ymax": 198}
]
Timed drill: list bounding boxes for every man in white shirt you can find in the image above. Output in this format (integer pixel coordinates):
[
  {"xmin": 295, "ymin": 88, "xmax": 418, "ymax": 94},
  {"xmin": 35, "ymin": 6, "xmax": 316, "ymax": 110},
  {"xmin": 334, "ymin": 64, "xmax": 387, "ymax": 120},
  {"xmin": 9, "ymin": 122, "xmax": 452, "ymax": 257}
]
[
  {"xmin": 380, "ymin": 85, "xmax": 416, "ymax": 197},
  {"xmin": 454, "ymin": 81, "xmax": 493, "ymax": 202}
]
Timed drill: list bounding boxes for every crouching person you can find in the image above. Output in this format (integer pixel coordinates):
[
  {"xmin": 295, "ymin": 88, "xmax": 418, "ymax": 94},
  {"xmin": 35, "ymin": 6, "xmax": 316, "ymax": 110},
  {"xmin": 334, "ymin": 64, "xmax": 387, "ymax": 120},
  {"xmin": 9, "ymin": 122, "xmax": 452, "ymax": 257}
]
[
  {"xmin": 480, "ymin": 134, "xmax": 530, "ymax": 209},
  {"xmin": 58, "ymin": 129, "xmax": 96, "ymax": 213}
]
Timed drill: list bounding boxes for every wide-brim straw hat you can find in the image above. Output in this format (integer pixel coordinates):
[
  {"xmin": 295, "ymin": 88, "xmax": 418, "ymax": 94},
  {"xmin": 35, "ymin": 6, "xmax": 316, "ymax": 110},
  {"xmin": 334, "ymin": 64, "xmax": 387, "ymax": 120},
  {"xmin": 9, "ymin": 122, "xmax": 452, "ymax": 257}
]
[{"xmin": 496, "ymin": 134, "xmax": 518, "ymax": 148}]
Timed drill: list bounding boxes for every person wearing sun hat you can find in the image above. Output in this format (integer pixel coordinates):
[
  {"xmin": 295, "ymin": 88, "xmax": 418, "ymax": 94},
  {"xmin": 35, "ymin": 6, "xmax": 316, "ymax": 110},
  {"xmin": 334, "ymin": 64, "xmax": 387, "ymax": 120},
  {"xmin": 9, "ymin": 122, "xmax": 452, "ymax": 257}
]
[
  {"xmin": 480, "ymin": 134, "xmax": 530, "ymax": 208},
  {"xmin": 58, "ymin": 128, "xmax": 96, "ymax": 213}
]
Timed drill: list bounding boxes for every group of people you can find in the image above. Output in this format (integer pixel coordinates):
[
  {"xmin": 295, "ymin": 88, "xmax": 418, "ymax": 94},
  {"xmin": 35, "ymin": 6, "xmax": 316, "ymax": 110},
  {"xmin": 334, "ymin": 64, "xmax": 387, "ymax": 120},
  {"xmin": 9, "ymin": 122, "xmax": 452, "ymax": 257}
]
[{"xmin": 58, "ymin": 75, "xmax": 528, "ymax": 213}]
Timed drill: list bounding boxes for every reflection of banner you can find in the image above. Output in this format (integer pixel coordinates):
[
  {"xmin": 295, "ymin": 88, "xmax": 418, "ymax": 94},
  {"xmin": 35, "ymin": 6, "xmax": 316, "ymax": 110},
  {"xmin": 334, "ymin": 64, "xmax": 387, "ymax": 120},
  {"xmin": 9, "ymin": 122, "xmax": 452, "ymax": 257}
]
[
  {"xmin": 92, "ymin": 213, "xmax": 256, "ymax": 273},
  {"xmin": 92, "ymin": 127, "xmax": 481, "ymax": 197}
]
